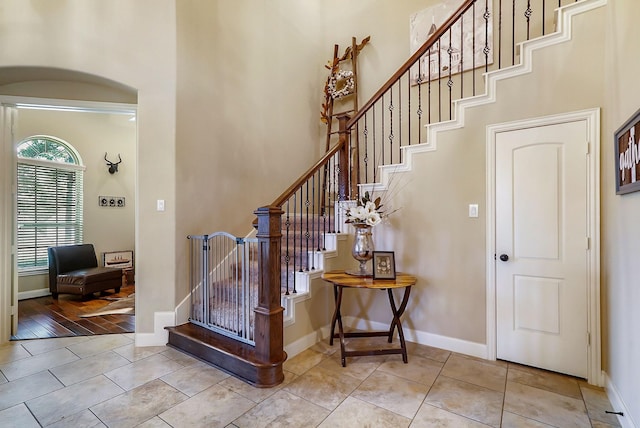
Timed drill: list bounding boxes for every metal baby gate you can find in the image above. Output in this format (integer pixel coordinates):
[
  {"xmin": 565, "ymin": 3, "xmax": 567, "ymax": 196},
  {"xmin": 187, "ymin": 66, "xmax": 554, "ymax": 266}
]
[{"xmin": 188, "ymin": 232, "xmax": 258, "ymax": 345}]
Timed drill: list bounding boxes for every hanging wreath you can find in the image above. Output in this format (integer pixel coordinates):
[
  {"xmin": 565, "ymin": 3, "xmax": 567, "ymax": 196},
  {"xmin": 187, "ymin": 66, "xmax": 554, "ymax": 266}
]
[{"xmin": 327, "ymin": 69, "xmax": 355, "ymax": 100}]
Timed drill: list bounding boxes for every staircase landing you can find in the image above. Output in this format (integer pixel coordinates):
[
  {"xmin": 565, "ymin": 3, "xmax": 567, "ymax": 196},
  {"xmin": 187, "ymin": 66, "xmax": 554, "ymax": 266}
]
[{"xmin": 166, "ymin": 323, "xmax": 286, "ymax": 388}]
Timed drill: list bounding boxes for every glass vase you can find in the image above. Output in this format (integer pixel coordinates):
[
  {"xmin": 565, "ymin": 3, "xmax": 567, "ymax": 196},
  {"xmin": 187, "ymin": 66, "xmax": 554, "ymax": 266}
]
[{"xmin": 349, "ymin": 223, "xmax": 374, "ymax": 276}]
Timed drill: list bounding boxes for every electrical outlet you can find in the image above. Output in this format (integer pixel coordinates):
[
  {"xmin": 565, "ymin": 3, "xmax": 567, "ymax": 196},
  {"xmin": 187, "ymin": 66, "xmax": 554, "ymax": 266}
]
[
  {"xmin": 116, "ymin": 197, "xmax": 125, "ymax": 207},
  {"xmin": 99, "ymin": 196, "xmax": 109, "ymax": 207}
]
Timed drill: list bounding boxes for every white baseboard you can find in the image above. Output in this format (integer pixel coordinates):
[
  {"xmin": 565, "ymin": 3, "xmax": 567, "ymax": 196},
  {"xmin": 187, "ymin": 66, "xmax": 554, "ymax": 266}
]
[
  {"xmin": 134, "ymin": 311, "xmax": 175, "ymax": 347},
  {"xmin": 284, "ymin": 324, "xmax": 331, "ymax": 359},
  {"xmin": 286, "ymin": 316, "xmax": 487, "ymax": 361},
  {"xmin": 342, "ymin": 316, "xmax": 487, "ymax": 359},
  {"xmin": 604, "ymin": 372, "xmax": 637, "ymax": 428},
  {"xmin": 18, "ymin": 288, "xmax": 50, "ymax": 300}
]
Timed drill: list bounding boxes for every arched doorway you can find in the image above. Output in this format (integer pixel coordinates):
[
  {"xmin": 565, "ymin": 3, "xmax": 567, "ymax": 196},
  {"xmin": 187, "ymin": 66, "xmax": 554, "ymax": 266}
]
[{"xmin": 0, "ymin": 67, "xmax": 138, "ymax": 341}]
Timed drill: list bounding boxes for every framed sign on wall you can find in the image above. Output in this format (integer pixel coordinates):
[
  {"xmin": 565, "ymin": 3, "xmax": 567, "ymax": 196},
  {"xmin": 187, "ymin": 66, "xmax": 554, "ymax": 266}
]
[
  {"xmin": 103, "ymin": 250, "xmax": 133, "ymax": 269},
  {"xmin": 615, "ymin": 108, "xmax": 640, "ymax": 195}
]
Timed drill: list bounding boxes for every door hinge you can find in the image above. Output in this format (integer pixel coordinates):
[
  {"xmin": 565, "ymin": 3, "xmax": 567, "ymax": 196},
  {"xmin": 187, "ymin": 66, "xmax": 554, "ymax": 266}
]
[
  {"xmin": 586, "ymin": 237, "xmax": 590, "ymax": 250},
  {"xmin": 10, "ymin": 305, "xmax": 16, "ymax": 316},
  {"xmin": 587, "ymin": 332, "xmax": 591, "ymax": 346},
  {"xmin": 586, "ymin": 141, "xmax": 590, "ymax": 154}
]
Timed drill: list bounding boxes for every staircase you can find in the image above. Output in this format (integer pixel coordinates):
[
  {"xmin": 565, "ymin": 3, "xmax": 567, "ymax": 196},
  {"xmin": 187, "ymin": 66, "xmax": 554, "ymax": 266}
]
[
  {"xmin": 167, "ymin": 209, "xmax": 344, "ymax": 386},
  {"xmin": 167, "ymin": 0, "xmax": 605, "ymax": 387}
]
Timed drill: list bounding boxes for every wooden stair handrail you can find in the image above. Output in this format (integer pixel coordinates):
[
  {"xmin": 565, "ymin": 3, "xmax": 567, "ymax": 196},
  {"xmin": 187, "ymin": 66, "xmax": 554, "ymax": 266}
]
[{"xmin": 346, "ymin": 0, "xmax": 477, "ymax": 130}]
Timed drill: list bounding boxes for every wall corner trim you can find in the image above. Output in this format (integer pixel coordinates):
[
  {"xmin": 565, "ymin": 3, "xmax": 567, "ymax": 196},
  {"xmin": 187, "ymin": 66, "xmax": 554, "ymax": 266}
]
[{"xmin": 134, "ymin": 311, "xmax": 175, "ymax": 347}]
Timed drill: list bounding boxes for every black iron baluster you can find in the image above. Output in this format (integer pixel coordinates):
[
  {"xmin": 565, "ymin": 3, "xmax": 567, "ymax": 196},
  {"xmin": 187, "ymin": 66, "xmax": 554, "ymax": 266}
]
[
  {"xmin": 298, "ymin": 186, "xmax": 303, "ymax": 276},
  {"xmin": 427, "ymin": 47, "xmax": 432, "ymax": 127},
  {"xmin": 407, "ymin": 70, "xmax": 412, "ymax": 147},
  {"xmin": 285, "ymin": 200, "xmax": 291, "ymax": 295},
  {"xmin": 437, "ymin": 35, "xmax": 442, "ymax": 123},
  {"xmin": 498, "ymin": 0, "xmax": 503, "ymax": 69},
  {"xmin": 329, "ymin": 156, "xmax": 340, "ymax": 233},
  {"xmin": 525, "ymin": 0, "xmax": 532, "ymax": 40},
  {"xmin": 460, "ymin": 14, "xmax": 464, "ymax": 100},
  {"xmin": 399, "ymin": 76, "xmax": 403, "ymax": 163},
  {"xmin": 484, "ymin": 0, "xmax": 491, "ymax": 72},
  {"xmin": 389, "ymin": 87, "xmax": 394, "ymax": 165},
  {"xmin": 473, "ymin": 2, "xmax": 477, "ymax": 95},
  {"xmin": 372, "ymin": 105, "xmax": 377, "ymax": 183},
  {"xmin": 292, "ymin": 192, "xmax": 297, "ymax": 293},
  {"xmin": 418, "ymin": 58, "xmax": 424, "ymax": 140},
  {"xmin": 511, "ymin": 0, "xmax": 516, "ymax": 66},
  {"xmin": 381, "ymin": 93, "xmax": 385, "ymax": 166},
  {"xmin": 338, "ymin": 153, "xmax": 342, "ymax": 229},
  {"xmin": 312, "ymin": 173, "xmax": 317, "ymax": 254},
  {"xmin": 363, "ymin": 114, "xmax": 369, "ymax": 183},
  {"xmin": 305, "ymin": 181, "xmax": 310, "ymax": 271},
  {"xmin": 447, "ymin": 28, "xmax": 453, "ymax": 120},
  {"xmin": 316, "ymin": 170, "xmax": 323, "ymax": 251}
]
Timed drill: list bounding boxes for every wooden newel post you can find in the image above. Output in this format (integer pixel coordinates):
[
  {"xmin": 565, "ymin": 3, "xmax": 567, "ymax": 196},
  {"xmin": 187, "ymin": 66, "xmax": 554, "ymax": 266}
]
[
  {"xmin": 337, "ymin": 113, "xmax": 351, "ymax": 201},
  {"xmin": 253, "ymin": 205, "xmax": 286, "ymax": 379}
]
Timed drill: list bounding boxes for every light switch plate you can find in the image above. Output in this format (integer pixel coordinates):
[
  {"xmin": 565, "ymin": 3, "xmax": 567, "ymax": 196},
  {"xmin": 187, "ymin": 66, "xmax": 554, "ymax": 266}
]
[{"xmin": 469, "ymin": 204, "xmax": 479, "ymax": 218}]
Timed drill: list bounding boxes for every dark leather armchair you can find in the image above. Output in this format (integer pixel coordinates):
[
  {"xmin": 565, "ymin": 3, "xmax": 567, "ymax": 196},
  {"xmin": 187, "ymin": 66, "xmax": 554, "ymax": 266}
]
[{"xmin": 48, "ymin": 244, "xmax": 122, "ymax": 298}]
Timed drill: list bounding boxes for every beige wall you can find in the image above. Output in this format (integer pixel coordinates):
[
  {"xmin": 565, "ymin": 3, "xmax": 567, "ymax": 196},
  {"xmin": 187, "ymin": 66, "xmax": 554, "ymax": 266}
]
[
  {"xmin": 174, "ymin": 0, "xmax": 328, "ymax": 303},
  {"xmin": 0, "ymin": 0, "xmax": 176, "ymax": 334},
  {"xmin": 13, "ymin": 109, "xmax": 136, "ymax": 294},
  {"xmin": 602, "ymin": 0, "xmax": 640, "ymax": 423}
]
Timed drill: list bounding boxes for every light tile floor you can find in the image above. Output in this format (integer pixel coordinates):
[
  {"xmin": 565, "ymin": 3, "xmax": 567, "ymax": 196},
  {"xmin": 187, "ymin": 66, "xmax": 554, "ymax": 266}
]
[{"xmin": 0, "ymin": 333, "xmax": 621, "ymax": 427}]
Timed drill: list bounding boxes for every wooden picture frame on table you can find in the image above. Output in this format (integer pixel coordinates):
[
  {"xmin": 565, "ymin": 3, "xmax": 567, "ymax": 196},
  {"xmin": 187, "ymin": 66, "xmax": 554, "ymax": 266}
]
[{"xmin": 373, "ymin": 251, "xmax": 396, "ymax": 280}]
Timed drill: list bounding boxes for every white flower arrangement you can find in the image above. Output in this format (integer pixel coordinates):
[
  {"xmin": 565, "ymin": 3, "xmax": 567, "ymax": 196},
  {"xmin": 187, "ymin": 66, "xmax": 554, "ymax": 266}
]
[{"xmin": 346, "ymin": 191, "xmax": 383, "ymax": 227}]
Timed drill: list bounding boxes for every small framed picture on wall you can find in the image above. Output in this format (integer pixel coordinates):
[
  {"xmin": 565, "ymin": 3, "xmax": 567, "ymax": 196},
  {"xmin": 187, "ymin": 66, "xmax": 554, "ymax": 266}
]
[
  {"xmin": 373, "ymin": 251, "xmax": 396, "ymax": 280},
  {"xmin": 103, "ymin": 250, "xmax": 133, "ymax": 269}
]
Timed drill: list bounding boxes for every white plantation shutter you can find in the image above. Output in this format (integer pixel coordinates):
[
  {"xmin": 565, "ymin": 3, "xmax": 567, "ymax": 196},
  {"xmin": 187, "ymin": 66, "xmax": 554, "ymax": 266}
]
[{"xmin": 16, "ymin": 138, "xmax": 84, "ymax": 272}]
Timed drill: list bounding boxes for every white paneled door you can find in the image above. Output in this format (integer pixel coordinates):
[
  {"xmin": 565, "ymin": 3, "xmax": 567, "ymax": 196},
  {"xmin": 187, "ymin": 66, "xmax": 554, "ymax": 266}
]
[{"xmin": 496, "ymin": 120, "xmax": 588, "ymax": 378}]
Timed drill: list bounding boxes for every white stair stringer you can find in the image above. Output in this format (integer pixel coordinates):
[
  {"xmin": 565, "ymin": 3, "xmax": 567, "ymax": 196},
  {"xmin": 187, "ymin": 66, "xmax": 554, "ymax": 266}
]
[
  {"xmin": 362, "ymin": 0, "xmax": 606, "ymax": 195},
  {"xmin": 281, "ymin": 232, "xmax": 347, "ymax": 327}
]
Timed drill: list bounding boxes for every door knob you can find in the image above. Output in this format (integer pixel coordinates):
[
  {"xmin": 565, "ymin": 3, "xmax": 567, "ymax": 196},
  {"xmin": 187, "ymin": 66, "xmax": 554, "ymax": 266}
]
[{"xmin": 499, "ymin": 254, "xmax": 509, "ymax": 262}]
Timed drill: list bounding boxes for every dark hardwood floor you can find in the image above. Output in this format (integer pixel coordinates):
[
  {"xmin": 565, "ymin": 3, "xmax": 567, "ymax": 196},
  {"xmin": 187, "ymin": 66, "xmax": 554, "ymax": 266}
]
[{"xmin": 12, "ymin": 284, "xmax": 135, "ymax": 340}]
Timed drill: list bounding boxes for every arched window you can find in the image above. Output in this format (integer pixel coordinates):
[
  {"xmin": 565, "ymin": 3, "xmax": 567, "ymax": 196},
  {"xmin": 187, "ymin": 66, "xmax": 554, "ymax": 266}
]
[{"xmin": 16, "ymin": 136, "xmax": 84, "ymax": 272}]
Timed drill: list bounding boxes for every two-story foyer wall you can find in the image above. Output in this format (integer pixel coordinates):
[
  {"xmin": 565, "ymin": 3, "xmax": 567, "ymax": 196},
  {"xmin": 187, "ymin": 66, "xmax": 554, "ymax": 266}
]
[{"xmin": 14, "ymin": 108, "xmax": 136, "ymax": 297}]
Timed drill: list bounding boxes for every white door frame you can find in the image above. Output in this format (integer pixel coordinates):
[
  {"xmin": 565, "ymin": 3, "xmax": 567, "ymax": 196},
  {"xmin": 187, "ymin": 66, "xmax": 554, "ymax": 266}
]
[
  {"xmin": 485, "ymin": 108, "xmax": 602, "ymax": 386},
  {"xmin": 0, "ymin": 104, "xmax": 17, "ymax": 343},
  {"xmin": 0, "ymin": 95, "xmax": 137, "ymax": 344}
]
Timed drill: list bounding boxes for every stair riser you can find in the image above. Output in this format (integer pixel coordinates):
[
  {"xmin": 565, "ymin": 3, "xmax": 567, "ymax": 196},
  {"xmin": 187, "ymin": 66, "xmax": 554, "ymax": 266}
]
[{"xmin": 166, "ymin": 324, "xmax": 285, "ymax": 387}]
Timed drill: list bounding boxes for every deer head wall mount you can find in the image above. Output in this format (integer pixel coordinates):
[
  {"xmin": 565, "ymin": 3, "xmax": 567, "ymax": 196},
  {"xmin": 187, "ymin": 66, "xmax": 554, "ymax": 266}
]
[{"xmin": 104, "ymin": 153, "xmax": 122, "ymax": 174}]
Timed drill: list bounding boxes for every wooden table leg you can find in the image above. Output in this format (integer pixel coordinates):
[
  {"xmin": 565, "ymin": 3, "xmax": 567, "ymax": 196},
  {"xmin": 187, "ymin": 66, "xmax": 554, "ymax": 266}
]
[
  {"xmin": 336, "ymin": 285, "xmax": 347, "ymax": 366},
  {"xmin": 330, "ymin": 284, "xmax": 348, "ymax": 366},
  {"xmin": 387, "ymin": 286, "xmax": 412, "ymax": 363},
  {"xmin": 330, "ymin": 284, "xmax": 339, "ymax": 346}
]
